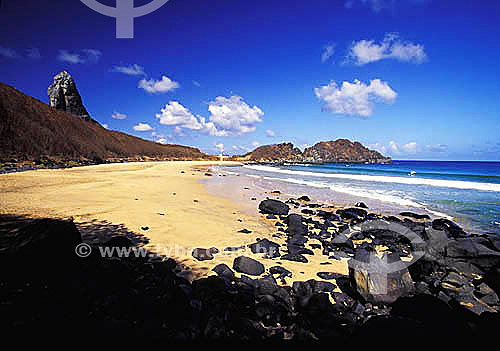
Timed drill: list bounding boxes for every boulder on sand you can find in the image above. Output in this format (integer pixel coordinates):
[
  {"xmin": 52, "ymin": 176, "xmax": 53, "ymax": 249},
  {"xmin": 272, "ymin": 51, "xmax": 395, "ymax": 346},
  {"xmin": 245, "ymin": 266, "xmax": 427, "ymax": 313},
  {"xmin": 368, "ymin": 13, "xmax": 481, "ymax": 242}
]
[
  {"xmin": 233, "ymin": 256, "xmax": 265, "ymax": 276},
  {"xmin": 258, "ymin": 199, "xmax": 290, "ymax": 216},
  {"xmin": 192, "ymin": 247, "xmax": 219, "ymax": 261},
  {"xmin": 248, "ymin": 239, "xmax": 281, "ymax": 258}
]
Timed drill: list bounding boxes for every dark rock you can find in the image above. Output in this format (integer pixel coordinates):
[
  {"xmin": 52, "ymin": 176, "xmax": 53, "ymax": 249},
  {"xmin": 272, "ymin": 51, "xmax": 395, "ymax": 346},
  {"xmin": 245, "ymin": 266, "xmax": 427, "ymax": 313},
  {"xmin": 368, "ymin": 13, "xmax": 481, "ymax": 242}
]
[
  {"xmin": 248, "ymin": 239, "xmax": 281, "ymax": 258},
  {"xmin": 350, "ymin": 316, "xmax": 445, "ymax": 346},
  {"xmin": 317, "ymin": 210, "xmax": 340, "ymax": 221},
  {"xmin": 317, "ymin": 272, "xmax": 346, "ymax": 280},
  {"xmin": 390, "ymin": 294, "xmax": 473, "ymax": 337},
  {"xmin": 285, "ymin": 214, "xmax": 307, "ymax": 236},
  {"xmin": 301, "ymin": 209, "xmax": 315, "ymax": 215},
  {"xmin": 258, "ymin": 199, "xmax": 290, "ymax": 216},
  {"xmin": 355, "ymin": 202, "xmax": 368, "ymax": 209},
  {"xmin": 270, "ymin": 190, "xmax": 281, "ymax": 195},
  {"xmin": 233, "ymin": 256, "xmax": 265, "ymax": 276},
  {"xmin": 256, "ymin": 274, "xmax": 279, "ymax": 295},
  {"xmin": 432, "ymin": 218, "xmax": 467, "ymax": 238},
  {"xmin": 269, "ymin": 266, "xmax": 292, "ymax": 277},
  {"xmin": 266, "ymin": 214, "xmax": 277, "ymax": 219},
  {"xmin": 212, "ymin": 263, "xmax": 235, "ymax": 280},
  {"xmin": 337, "ymin": 208, "xmax": 368, "ymax": 221},
  {"xmin": 281, "ymin": 253, "xmax": 308, "ymax": 263},
  {"xmin": 192, "ymin": 247, "xmax": 218, "ymax": 261},
  {"xmin": 399, "ymin": 212, "xmax": 430, "ymax": 220},
  {"xmin": 298, "ymin": 195, "xmax": 311, "ymax": 202},
  {"xmin": 47, "ymin": 71, "xmax": 95, "ymax": 122},
  {"xmin": 349, "ymin": 250, "xmax": 415, "ymax": 305},
  {"xmin": 446, "ymin": 238, "xmax": 500, "ymax": 270},
  {"xmin": 237, "ymin": 228, "xmax": 252, "ymax": 234},
  {"xmin": 484, "ymin": 266, "xmax": 500, "ymax": 297}
]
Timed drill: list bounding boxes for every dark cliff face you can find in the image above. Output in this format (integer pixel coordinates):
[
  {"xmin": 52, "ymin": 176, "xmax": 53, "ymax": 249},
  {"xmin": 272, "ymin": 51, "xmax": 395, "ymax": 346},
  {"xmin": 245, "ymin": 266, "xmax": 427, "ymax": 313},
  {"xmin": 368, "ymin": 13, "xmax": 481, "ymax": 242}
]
[
  {"xmin": 47, "ymin": 71, "xmax": 95, "ymax": 123},
  {"xmin": 0, "ymin": 82, "xmax": 213, "ymax": 161},
  {"xmin": 243, "ymin": 139, "xmax": 391, "ymax": 163}
]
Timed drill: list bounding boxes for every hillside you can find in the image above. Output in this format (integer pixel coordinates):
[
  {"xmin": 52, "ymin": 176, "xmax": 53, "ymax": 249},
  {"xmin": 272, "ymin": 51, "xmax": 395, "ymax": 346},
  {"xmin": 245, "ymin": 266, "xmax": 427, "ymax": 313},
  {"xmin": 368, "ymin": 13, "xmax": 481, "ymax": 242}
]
[
  {"xmin": 0, "ymin": 82, "xmax": 213, "ymax": 162},
  {"xmin": 236, "ymin": 139, "xmax": 391, "ymax": 164}
]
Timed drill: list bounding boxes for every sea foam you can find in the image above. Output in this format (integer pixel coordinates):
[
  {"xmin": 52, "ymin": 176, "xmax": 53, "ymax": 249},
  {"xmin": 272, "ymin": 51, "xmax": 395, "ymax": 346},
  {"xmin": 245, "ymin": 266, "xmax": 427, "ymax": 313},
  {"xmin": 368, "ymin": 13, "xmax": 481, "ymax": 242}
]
[{"xmin": 244, "ymin": 165, "xmax": 500, "ymax": 192}]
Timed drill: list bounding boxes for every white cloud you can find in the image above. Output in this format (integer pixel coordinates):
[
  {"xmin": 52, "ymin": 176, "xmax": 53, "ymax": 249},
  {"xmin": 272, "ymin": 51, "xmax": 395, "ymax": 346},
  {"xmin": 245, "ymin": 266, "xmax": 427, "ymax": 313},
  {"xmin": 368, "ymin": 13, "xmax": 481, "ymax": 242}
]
[
  {"xmin": 111, "ymin": 64, "xmax": 145, "ymax": 76},
  {"xmin": 369, "ymin": 142, "xmax": 387, "ymax": 155},
  {"xmin": 112, "ymin": 111, "xmax": 127, "ymax": 120},
  {"xmin": 0, "ymin": 47, "xmax": 41, "ymax": 59},
  {"xmin": 155, "ymin": 101, "xmax": 228, "ymax": 137},
  {"xmin": 372, "ymin": 141, "xmax": 448, "ymax": 157},
  {"xmin": 199, "ymin": 117, "xmax": 230, "ymax": 137},
  {"xmin": 102, "ymin": 124, "xmax": 109, "ymax": 129},
  {"xmin": 346, "ymin": 0, "xmax": 430, "ymax": 12},
  {"xmin": 133, "ymin": 123, "xmax": 154, "ymax": 132},
  {"xmin": 215, "ymin": 143, "xmax": 224, "ymax": 153},
  {"xmin": 192, "ymin": 80, "xmax": 201, "ymax": 87},
  {"xmin": 251, "ymin": 141, "xmax": 260, "ymax": 148},
  {"xmin": 321, "ymin": 44, "xmax": 336, "ymax": 63},
  {"xmin": 174, "ymin": 126, "xmax": 185, "ymax": 136},
  {"xmin": 389, "ymin": 141, "xmax": 401, "ymax": 155},
  {"xmin": 157, "ymin": 138, "xmax": 168, "ymax": 144},
  {"xmin": 347, "ymin": 33, "xmax": 427, "ymax": 65},
  {"xmin": 314, "ymin": 78, "xmax": 397, "ymax": 117},
  {"xmin": 0, "ymin": 47, "xmax": 18, "ymax": 58},
  {"xmin": 403, "ymin": 141, "xmax": 418, "ymax": 154},
  {"xmin": 139, "ymin": 76, "xmax": 179, "ymax": 94},
  {"xmin": 265, "ymin": 129, "xmax": 276, "ymax": 137},
  {"xmin": 207, "ymin": 96, "xmax": 264, "ymax": 135},
  {"xmin": 155, "ymin": 96, "xmax": 263, "ymax": 137},
  {"xmin": 425, "ymin": 144, "xmax": 448, "ymax": 153},
  {"xmin": 156, "ymin": 101, "xmax": 202, "ymax": 129},
  {"xmin": 57, "ymin": 49, "xmax": 102, "ymax": 64},
  {"xmin": 26, "ymin": 48, "xmax": 41, "ymax": 59}
]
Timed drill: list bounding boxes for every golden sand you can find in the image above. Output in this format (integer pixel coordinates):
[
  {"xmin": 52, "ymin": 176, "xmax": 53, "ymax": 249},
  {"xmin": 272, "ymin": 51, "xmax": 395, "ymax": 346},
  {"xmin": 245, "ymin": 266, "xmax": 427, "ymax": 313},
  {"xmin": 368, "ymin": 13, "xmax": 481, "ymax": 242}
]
[{"xmin": 0, "ymin": 161, "xmax": 348, "ymax": 285}]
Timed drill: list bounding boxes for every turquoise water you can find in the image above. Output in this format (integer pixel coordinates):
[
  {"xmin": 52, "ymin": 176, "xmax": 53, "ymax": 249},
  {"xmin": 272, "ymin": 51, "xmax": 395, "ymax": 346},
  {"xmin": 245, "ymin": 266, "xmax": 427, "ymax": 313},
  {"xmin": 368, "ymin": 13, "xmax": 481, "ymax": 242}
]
[{"xmin": 217, "ymin": 161, "xmax": 500, "ymax": 234}]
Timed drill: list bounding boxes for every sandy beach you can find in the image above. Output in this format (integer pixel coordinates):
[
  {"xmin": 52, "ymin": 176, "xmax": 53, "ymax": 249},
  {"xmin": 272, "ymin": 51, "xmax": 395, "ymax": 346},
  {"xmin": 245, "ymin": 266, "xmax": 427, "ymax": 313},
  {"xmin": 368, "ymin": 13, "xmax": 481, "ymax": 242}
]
[{"xmin": 0, "ymin": 161, "xmax": 348, "ymax": 284}]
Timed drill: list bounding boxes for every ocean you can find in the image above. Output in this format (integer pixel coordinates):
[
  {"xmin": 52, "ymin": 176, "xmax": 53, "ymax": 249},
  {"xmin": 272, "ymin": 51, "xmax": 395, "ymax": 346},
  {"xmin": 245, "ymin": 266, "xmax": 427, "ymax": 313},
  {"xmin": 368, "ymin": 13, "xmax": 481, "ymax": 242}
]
[{"xmin": 214, "ymin": 160, "xmax": 500, "ymax": 235}]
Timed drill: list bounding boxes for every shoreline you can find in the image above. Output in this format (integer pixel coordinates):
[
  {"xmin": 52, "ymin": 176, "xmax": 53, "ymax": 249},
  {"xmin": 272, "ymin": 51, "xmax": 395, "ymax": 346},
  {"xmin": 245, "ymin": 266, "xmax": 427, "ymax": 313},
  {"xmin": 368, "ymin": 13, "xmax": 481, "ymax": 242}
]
[{"xmin": 207, "ymin": 163, "xmax": 499, "ymax": 236}]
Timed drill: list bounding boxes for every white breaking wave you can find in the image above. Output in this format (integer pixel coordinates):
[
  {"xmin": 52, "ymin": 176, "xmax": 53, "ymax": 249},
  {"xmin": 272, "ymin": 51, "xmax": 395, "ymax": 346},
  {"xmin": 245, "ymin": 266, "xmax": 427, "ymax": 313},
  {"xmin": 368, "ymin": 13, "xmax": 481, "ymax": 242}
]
[
  {"xmin": 261, "ymin": 175, "xmax": 423, "ymax": 208},
  {"xmin": 243, "ymin": 165, "xmax": 500, "ymax": 192},
  {"xmin": 426, "ymin": 209, "xmax": 454, "ymax": 220}
]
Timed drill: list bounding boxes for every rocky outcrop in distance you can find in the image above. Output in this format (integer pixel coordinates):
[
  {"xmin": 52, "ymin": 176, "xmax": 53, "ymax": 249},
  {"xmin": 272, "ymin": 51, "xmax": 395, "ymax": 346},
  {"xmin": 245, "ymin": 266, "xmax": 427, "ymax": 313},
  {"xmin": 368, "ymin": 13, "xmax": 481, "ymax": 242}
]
[{"xmin": 236, "ymin": 139, "xmax": 391, "ymax": 164}]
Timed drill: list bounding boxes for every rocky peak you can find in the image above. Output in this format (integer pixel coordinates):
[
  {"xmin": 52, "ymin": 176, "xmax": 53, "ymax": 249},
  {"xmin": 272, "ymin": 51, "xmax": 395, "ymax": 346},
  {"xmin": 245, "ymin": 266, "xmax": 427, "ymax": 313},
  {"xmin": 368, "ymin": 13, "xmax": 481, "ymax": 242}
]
[
  {"xmin": 303, "ymin": 139, "xmax": 391, "ymax": 164},
  {"xmin": 247, "ymin": 142, "xmax": 304, "ymax": 162},
  {"xmin": 242, "ymin": 139, "xmax": 391, "ymax": 164},
  {"xmin": 47, "ymin": 71, "xmax": 94, "ymax": 122}
]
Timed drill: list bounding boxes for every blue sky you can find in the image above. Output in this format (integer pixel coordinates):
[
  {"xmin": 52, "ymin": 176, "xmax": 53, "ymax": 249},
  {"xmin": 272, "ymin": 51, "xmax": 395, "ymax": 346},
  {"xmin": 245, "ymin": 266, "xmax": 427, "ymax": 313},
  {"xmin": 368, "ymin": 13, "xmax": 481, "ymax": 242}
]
[{"xmin": 1, "ymin": 0, "xmax": 499, "ymax": 160}]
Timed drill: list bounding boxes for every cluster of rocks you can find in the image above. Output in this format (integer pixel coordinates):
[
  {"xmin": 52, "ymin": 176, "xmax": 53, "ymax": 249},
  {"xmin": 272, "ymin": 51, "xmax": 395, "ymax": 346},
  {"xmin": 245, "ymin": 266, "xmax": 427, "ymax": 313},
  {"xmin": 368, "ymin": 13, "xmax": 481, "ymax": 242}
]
[
  {"xmin": 2, "ymin": 197, "xmax": 500, "ymax": 342},
  {"xmin": 0, "ymin": 156, "xmax": 106, "ymax": 174}
]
